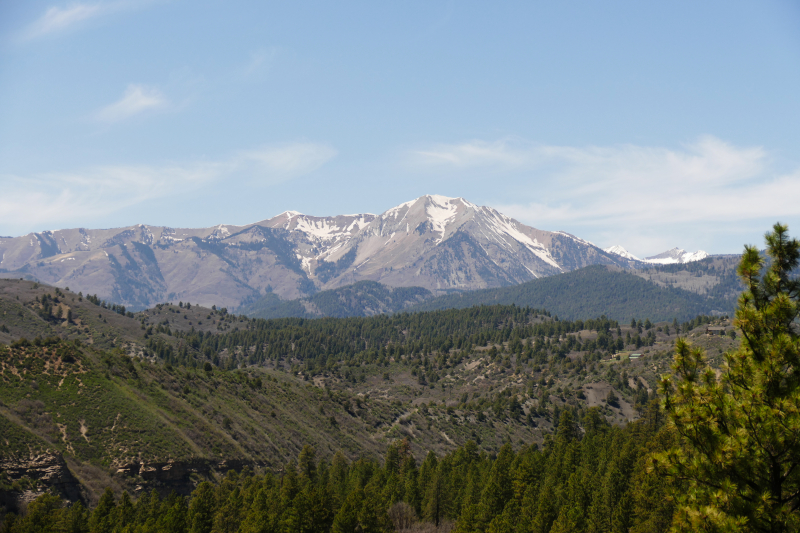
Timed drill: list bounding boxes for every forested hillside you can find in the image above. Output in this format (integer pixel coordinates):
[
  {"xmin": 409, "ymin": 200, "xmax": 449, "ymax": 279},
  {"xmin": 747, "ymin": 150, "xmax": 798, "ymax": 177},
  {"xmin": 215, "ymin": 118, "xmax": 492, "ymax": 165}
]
[
  {"xmin": 240, "ymin": 281, "xmax": 432, "ymax": 320},
  {"xmin": 0, "ymin": 276, "xmax": 738, "ymax": 517},
  {"xmin": 2, "ymin": 408, "xmax": 675, "ymax": 533},
  {"xmin": 408, "ymin": 264, "xmax": 738, "ymax": 321},
  {"xmin": 239, "ymin": 260, "xmax": 742, "ymax": 322}
]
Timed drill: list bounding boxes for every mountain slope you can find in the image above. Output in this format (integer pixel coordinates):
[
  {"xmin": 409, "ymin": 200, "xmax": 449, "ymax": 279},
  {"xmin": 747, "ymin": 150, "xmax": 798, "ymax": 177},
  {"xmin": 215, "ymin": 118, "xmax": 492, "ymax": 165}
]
[
  {"xmin": 239, "ymin": 280, "xmax": 432, "ymax": 319},
  {"xmin": 0, "ymin": 195, "xmax": 631, "ymax": 310},
  {"xmin": 604, "ymin": 244, "xmax": 710, "ymax": 265},
  {"xmin": 239, "ymin": 257, "xmax": 742, "ymax": 322},
  {"xmin": 406, "ymin": 264, "xmax": 738, "ymax": 321},
  {"xmin": 643, "ymin": 247, "xmax": 710, "ymax": 264}
]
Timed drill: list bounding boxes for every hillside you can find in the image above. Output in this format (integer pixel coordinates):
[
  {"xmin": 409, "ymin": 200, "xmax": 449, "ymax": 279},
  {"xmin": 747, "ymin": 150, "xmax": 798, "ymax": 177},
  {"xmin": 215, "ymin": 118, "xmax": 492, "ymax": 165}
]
[
  {"xmin": 239, "ymin": 281, "xmax": 433, "ymax": 319},
  {"xmin": 407, "ymin": 264, "xmax": 739, "ymax": 321},
  {"xmin": 239, "ymin": 258, "xmax": 742, "ymax": 322},
  {"xmin": 242, "ymin": 261, "xmax": 742, "ymax": 322},
  {"xmin": 0, "ymin": 278, "xmax": 738, "ymax": 510}
]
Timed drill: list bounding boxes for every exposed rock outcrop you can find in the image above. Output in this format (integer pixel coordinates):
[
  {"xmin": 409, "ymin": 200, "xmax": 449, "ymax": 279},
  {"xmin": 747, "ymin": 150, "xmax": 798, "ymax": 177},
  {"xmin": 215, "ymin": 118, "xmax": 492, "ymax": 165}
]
[
  {"xmin": 0, "ymin": 452, "xmax": 82, "ymax": 514},
  {"xmin": 115, "ymin": 458, "xmax": 257, "ymax": 495}
]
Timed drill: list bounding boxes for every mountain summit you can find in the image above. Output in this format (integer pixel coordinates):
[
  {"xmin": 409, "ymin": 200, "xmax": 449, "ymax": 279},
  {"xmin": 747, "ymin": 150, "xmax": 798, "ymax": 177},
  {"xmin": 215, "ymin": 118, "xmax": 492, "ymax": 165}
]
[
  {"xmin": 643, "ymin": 247, "xmax": 710, "ymax": 264},
  {"xmin": 258, "ymin": 195, "xmax": 622, "ymax": 293},
  {"xmin": 0, "ymin": 195, "xmax": 634, "ymax": 309},
  {"xmin": 605, "ymin": 245, "xmax": 709, "ymax": 265},
  {"xmin": 603, "ymin": 245, "xmax": 640, "ymax": 261}
]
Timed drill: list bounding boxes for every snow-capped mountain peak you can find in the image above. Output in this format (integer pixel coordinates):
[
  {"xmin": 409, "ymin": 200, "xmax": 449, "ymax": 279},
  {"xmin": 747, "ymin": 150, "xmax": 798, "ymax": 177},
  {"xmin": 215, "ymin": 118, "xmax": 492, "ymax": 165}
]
[
  {"xmin": 644, "ymin": 247, "xmax": 709, "ymax": 265},
  {"xmin": 604, "ymin": 245, "xmax": 640, "ymax": 261},
  {"xmin": 0, "ymin": 194, "xmax": 659, "ymax": 309}
]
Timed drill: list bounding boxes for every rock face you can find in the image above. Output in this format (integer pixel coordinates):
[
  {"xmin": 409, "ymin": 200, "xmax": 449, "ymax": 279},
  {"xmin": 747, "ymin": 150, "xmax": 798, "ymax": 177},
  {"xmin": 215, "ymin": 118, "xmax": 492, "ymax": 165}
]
[
  {"xmin": 115, "ymin": 458, "xmax": 255, "ymax": 495},
  {"xmin": 0, "ymin": 452, "xmax": 82, "ymax": 513},
  {"xmin": 0, "ymin": 453, "xmax": 256, "ymax": 512},
  {"xmin": 0, "ymin": 195, "xmax": 630, "ymax": 310}
]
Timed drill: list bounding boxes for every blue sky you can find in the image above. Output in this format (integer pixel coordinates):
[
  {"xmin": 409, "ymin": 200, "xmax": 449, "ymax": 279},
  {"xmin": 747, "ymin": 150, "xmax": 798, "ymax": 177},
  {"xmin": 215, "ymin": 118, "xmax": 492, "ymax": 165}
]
[{"xmin": 1, "ymin": 1, "xmax": 800, "ymax": 256}]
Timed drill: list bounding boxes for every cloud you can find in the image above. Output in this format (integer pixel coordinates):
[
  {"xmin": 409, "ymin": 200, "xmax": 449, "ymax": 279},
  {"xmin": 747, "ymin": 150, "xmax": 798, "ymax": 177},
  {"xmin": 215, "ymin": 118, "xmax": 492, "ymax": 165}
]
[
  {"xmin": 95, "ymin": 84, "xmax": 167, "ymax": 122},
  {"xmin": 414, "ymin": 138, "xmax": 540, "ymax": 168},
  {"xmin": 238, "ymin": 143, "xmax": 338, "ymax": 181},
  {"xmin": 26, "ymin": 3, "xmax": 104, "ymax": 38},
  {"xmin": 0, "ymin": 142, "xmax": 337, "ymax": 233},
  {"xmin": 21, "ymin": 1, "xmax": 153, "ymax": 40},
  {"xmin": 242, "ymin": 47, "xmax": 280, "ymax": 77},
  {"xmin": 410, "ymin": 136, "xmax": 800, "ymax": 254}
]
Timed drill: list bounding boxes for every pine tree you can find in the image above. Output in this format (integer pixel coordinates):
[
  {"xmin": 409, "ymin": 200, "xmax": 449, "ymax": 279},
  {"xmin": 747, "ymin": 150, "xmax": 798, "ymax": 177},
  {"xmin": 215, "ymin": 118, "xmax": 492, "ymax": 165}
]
[
  {"xmin": 655, "ymin": 223, "xmax": 800, "ymax": 532},
  {"xmin": 88, "ymin": 488, "xmax": 116, "ymax": 533},
  {"xmin": 188, "ymin": 482, "xmax": 216, "ymax": 533}
]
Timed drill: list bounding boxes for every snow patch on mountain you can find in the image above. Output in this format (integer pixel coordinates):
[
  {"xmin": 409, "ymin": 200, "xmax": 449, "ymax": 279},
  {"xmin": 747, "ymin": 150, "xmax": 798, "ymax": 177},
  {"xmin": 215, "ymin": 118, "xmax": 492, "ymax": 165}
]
[
  {"xmin": 425, "ymin": 196, "xmax": 461, "ymax": 243},
  {"xmin": 604, "ymin": 245, "xmax": 640, "ymax": 261},
  {"xmin": 644, "ymin": 248, "xmax": 709, "ymax": 264},
  {"xmin": 605, "ymin": 245, "xmax": 708, "ymax": 264},
  {"xmin": 479, "ymin": 207, "xmax": 562, "ymax": 270}
]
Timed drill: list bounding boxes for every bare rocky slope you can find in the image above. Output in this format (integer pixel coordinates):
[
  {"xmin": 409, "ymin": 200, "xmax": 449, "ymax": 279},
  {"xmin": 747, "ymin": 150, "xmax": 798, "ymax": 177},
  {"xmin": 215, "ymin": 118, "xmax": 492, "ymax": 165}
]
[{"xmin": 0, "ymin": 195, "xmax": 631, "ymax": 311}]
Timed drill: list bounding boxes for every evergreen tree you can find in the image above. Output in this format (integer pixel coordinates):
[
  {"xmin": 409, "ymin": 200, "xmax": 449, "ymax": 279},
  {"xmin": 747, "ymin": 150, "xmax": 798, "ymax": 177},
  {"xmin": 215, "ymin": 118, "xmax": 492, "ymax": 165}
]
[
  {"xmin": 12, "ymin": 492, "xmax": 62, "ymax": 533},
  {"xmin": 188, "ymin": 482, "xmax": 216, "ymax": 533},
  {"xmin": 655, "ymin": 223, "xmax": 800, "ymax": 532},
  {"xmin": 88, "ymin": 488, "xmax": 116, "ymax": 533},
  {"xmin": 114, "ymin": 491, "xmax": 135, "ymax": 530}
]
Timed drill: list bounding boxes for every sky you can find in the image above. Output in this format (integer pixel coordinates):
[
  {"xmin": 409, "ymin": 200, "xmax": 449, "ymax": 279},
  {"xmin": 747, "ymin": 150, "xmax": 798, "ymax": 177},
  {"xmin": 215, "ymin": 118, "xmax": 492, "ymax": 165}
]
[{"xmin": 1, "ymin": 1, "xmax": 800, "ymax": 256}]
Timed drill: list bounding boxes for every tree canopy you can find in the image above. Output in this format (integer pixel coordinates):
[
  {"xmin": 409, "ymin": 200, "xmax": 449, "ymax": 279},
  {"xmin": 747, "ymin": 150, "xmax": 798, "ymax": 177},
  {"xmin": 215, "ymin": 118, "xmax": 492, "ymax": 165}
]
[{"xmin": 656, "ymin": 223, "xmax": 800, "ymax": 532}]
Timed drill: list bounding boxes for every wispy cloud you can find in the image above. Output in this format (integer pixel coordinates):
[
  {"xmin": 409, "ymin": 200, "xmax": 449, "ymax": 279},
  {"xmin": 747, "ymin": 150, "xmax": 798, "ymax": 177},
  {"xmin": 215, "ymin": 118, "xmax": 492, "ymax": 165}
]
[
  {"xmin": 239, "ymin": 143, "xmax": 338, "ymax": 181},
  {"xmin": 410, "ymin": 136, "xmax": 800, "ymax": 254},
  {"xmin": 0, "ymin": 143, "xmax": 337, "ymax": 233},
  {"xmin": 95, "ymin": 84, "xmax": 167, "ymax": 122},
  {"xmin": 242, "ymin": 47, "xmax": 280, "ymax": 77},
  {"xmin": 414, "ymin": 138, "xmax": 539, "ymax": 168},
  {"xmin": 26, "ymin": 3, "xmax": 104, "ymax": 38},
  {"xmin": 21, "ymin": 1, "xmax": 153, "ymax": 41}
]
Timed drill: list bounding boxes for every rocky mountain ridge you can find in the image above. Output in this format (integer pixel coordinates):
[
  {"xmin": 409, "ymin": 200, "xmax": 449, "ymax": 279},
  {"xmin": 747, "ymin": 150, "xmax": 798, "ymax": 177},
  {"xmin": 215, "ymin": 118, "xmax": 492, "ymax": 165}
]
[
  {"xmin": 604, "ymin": 244, "xmax": 709, "ymax": 264},
  {"xmin": 0, "ymin": 195, "xmax": 687, "ymax": 310}
]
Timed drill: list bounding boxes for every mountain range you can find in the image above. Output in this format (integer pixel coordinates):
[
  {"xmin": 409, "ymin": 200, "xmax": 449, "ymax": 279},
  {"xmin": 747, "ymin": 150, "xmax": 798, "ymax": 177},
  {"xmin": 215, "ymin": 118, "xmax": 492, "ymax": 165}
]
[
  {"xmin": 0, "ymin": 195, "xmax": 709, "ymax": 311},
  {"xmin": 604, "ymin": 244, "xmax": 709, "ymax": 264}
]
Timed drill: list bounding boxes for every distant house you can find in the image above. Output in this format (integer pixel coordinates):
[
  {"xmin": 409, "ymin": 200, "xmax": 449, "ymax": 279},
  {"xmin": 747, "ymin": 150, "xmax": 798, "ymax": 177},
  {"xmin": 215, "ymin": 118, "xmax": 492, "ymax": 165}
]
[
  {"xmin": 706, "ymin": 326, "xmax": 726, "ymax": 336},
  {"xmin": 629, "ymin": 354, "xmax": 641, "ymax": 360}
]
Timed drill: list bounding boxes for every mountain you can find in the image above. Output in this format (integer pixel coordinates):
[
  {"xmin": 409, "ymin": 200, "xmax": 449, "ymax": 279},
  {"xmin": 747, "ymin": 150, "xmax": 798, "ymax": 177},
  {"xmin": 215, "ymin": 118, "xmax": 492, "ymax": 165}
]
[
  {"xmin": 604, "ymin": 245, "xmax": 709, "ymax": 265},
  {"xmin": 603, "ymin": 245, "xmax": 640, "ymax": 261},
  {"xmin": 239, "ymin": 256, "xmax": 742, "ymax": 322},
  {"xmin": 643, "ymin": 247, "xmax": 710, "ymax": 264},
  {"xmin": 406, "ymin": 264, "xmax": 737, "ymax": 321},
  {"xmin": 0, "ymin": 195, "xmax": 630, "ymax": 310}
]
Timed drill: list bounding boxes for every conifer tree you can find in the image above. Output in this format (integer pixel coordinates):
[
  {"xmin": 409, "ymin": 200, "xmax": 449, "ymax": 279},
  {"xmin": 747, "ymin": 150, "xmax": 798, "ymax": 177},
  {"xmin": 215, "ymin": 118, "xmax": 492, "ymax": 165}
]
[
  {"xmin": 655, "ymin": 223, "xmax": 800, "ymax": 532},
  {"xmin": 88, "ymin": 488, "xmax": 116, "ymax": 533},
  {"xmin": 188, "ymin": 482, "xmax": 216, "ymax": 533}
]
